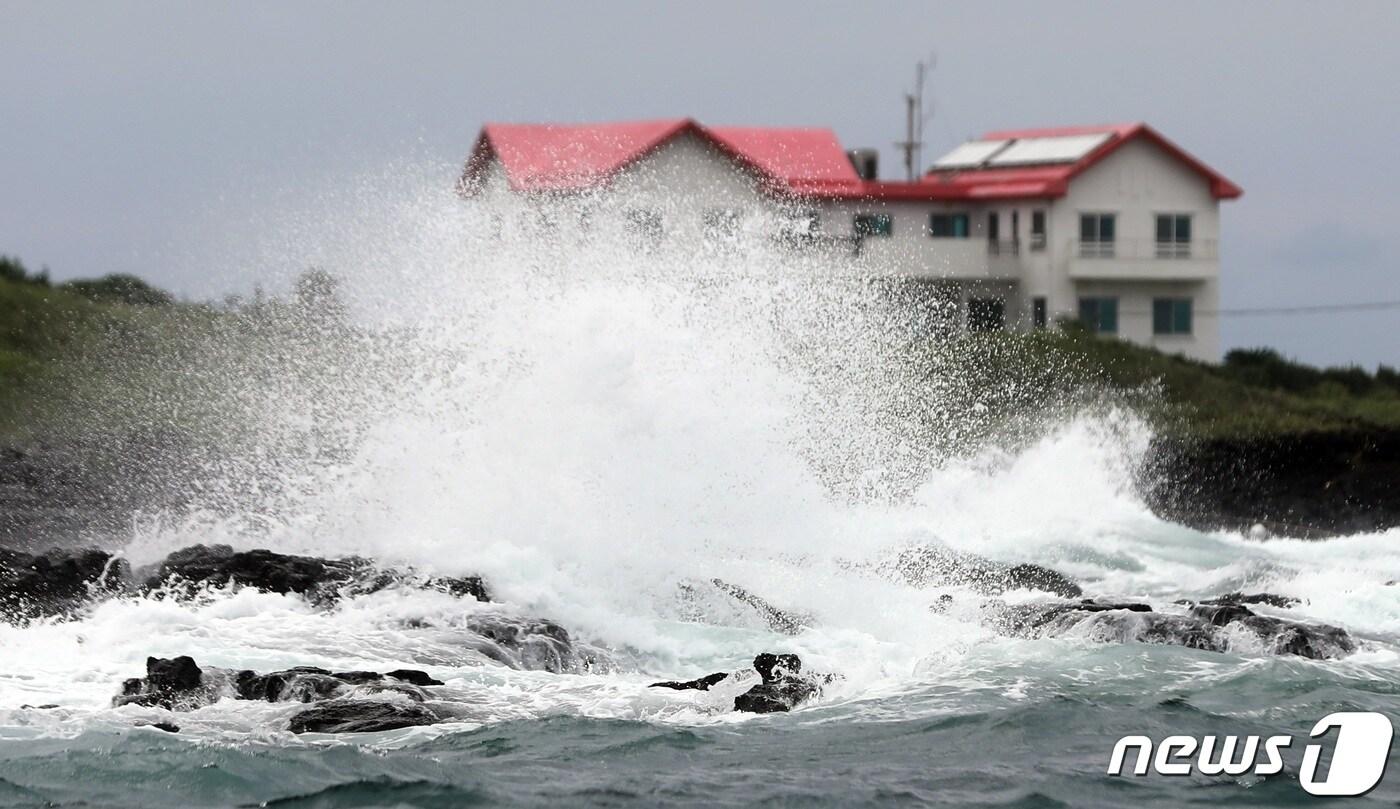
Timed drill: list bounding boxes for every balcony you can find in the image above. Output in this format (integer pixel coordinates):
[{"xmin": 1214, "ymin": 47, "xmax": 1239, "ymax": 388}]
[{"xmin": 1068, "ymin": 238, "xmax": 1219, "ymax": 281}]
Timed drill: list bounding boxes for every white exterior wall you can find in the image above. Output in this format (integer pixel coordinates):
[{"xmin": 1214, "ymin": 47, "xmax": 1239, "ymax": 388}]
[
  {"xmin": 468, "ymin": 132, "xmax": 1228, "ymax": 360},
  {"xmin": 1043, "ymin": 139, "xmax": 1222, "ymax": 360}
]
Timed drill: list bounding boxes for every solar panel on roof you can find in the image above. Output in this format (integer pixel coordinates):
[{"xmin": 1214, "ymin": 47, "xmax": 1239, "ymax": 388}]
[
  {"xmin": 931, "ymin": 139, "xmax": 1009, "ymax": 169},
  {"xmin": 986, "ymin": 133, "xmax": 1112, "ymax": 166}
]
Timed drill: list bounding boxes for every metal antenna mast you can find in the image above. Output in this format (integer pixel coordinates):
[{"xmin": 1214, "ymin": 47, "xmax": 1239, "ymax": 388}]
[{"xmin": 896, "ymin": 57, "xmax": 935, "ymax": 181}]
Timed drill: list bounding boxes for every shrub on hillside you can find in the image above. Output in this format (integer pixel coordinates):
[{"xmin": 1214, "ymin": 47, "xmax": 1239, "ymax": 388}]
[
  {"xmin": 1223, "ymin": 348, "xmax": 1324, "ymax": 393},
  {"xmin": 61, "ymin": 273, "xmax": 173, "ymax": 307},
  {"xmin": 0, "ymin": 255, "xmax": 50, "ymax": 286}
]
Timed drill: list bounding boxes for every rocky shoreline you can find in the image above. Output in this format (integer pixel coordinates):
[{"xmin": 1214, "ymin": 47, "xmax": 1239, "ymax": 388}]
[
  {"xmin": 1140, "ymin": 429, "xmax": 1400, "ymax": 538},
  {"xmin": 1, "ymin": 541, "xmax": 1364, "ymax": 734}
]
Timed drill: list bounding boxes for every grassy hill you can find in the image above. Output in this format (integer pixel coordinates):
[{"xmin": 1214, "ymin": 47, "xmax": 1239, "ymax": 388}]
[
  {"xmin": 3, "ymin": 255, "xmax": 1398, "ymax": 443},
  {"xmin": 1010, "ymin": 327, "xmax": 1400, "ymax": 438}
]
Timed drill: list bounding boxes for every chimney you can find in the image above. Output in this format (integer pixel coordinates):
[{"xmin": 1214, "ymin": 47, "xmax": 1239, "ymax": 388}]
[{"xmin": 847, "ymin": 149, "xmax": 879, "ymax": 181}]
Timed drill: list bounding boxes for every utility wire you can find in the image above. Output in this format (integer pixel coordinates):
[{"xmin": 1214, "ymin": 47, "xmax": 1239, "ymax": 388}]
[
  {"xmin": 1104, "ymin": 300, "xmax": 1400, "ymax": 318},
  {"xmin": 1212, "ymin": 299, "xmax": 1400, "ymax": 317}
]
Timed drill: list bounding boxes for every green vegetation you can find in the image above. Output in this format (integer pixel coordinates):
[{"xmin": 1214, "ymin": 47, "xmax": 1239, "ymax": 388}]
[
  {"xmin": 2, "ymin": 252, "xmax": 1397, "ymax": 443},
  {"xmin": 964, "ymin": 324, "xmax": 1400, "ymax": 438},
  {"xmin": 0, "ymin": 262, "xmax": 188, "ymax": 437}
]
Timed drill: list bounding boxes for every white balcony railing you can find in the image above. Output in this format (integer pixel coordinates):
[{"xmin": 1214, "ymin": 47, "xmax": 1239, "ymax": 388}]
[{"xmin": 1071, "ymin": 238, "xmax": 1218, "ymax": 260}]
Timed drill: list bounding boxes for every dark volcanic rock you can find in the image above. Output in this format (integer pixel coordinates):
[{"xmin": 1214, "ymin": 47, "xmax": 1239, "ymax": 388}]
[
  {"xmin": 650, "ymin": 672, "xmax": 731, "ymax": 691},
  {"xmin": 1140, "ymin": 430, "xmax": 1400, "ymax": 538},
  {"xmin": 894, "ymin": 546, "xmax": 1081, "ymax": 598},
  {"xmin": 119, "ymin": 658, "xmax": 447, "ymax": 711},
  {"xmin": 649, "ymin": 652, "xmax": 828, "ymax": 712},
  {"xmin": 0, "ymin": 547, "xmax": 128, "ymax": 620},
  {"xmin": 236, "ymin": 667, "xmax": 348, "ymax": 703},
  {"xmin": 287, "ymin": 699, "xmax": 439, "ymax": 734},
  {"xmin": 143, "ymin": 544, "xmax": 364, "ymax": 603},
  {"xmin": 708, "ymin": 579, "xmax": 811, "ymax": 635},
  {"xmin": 464, "ymin": 614, "xmax": 580, "ymax": 673},
  {"xmin": 385, "ymin": 669, "xmax": 444, "ymax": 686},
  {"xmin": 139, "ymin": 544, "xmax": 491, "ymax": 606},
  {"xmin": 425, "ymin": 575, "xmax": 490, "ymax": 603},
  {"xmin": 1000, "ymin": 564, "xmax": 1083, "ymax": 599},
  {"xmin": 114, "ymin": 656, "xmax": 207, "ymax": 710},
  {"xmin": 1200, "ymin": 592, "xmax": 1301, "ymax": 609},
  {"xmin": 734, "ymin": 653, "xmax": 822, "ymax": 714},
  {"xmin": 1189, "ymin": 603, "xmax": 1354, "ymax": 659},
  {"xmin": 996, "ymin": 598, "xmax": 1354, "ymax": 660}
]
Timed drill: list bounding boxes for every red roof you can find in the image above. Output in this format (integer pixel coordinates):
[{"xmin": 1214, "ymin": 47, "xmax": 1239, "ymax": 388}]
[
  {"xmin": 459, "ymin": 119, "xmax": 1240, "ymax": 203},
  {"xmin": 923, "ymin": 123, "xmax": 1242, "ymax": 201},
  {"xmin": 459, "ymin": 118, "xmax": 966, "ymax": 201},
  {"xmin": 461, "ymin": 118, "xmax": 872, "ymax": 197},
  {"xmin": 706, "ymin": 126, "xmax": 863, "ymax": 195}
]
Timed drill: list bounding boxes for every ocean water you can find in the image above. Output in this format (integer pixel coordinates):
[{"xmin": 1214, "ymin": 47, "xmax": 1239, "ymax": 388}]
[{"xmin": 2, "ymin": 173, "xmax": 1398, "ymax": 807}]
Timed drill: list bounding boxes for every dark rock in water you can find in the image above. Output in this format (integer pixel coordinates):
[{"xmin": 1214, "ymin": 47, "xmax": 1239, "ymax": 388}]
[
  {"xmin": 752, "ymin": 652, "xmax": 803, "ymax": 681},
  {"xmin": 236, "ymin": 667, "xmax": 348, "ymax": 703},
  {"xmin": 708, "ymin": 579, "xmax": 810, "ymax": 635},
  {"xmin": 114, "ymin": 656, "xmax": 207, "ymax": 710},
  {"xmin": 1189, "ymin": 603, "xmax": 1354, "ymax": 659},
  {"xmin": 139, "ymin": 722, "xmax": 180, "ymax": 733},
  {"xmin": 287, "ymin": 699, "xmax": 439, "ymax": 734},
  {"xmin": 1139, "ymin": 430, "xmax": 1400, "ymax": 538},
  {"xmin": 0, "ymin": 547, "xmax": 128, "ymax": 621},
  {"xmin": 1001, "ymin": 564, "xmax": 1082, "ymax": 599},
  {"xmin": 649, "ymin": 653, "xmax": 828, "ymax": 712},
  {"xmin": 385, "ymin": 669, "xmax": 444, "ymax": 686},
  {"xmin": 893, "ymin": 546, "xmax": 1081, "ymax": 598},
  {"xmin": 994, "ymin": 598, "xmax": 1354, "ymax": 660},
  {"xmin": 117, "ymin": 658, "xmax": 448, "ymax": 711},
  {"xmin": 1200, "ymin": 592, "xmax": 1301, "ymax": 609},
  {"xmin": 331, "ymin": 670, "xmax": 384, "ymax": 685},
  {"xmin": 650, "ymin": 672, "xmax": 730, "ymax": 691},
  {"xmin": 733, "ymin": 678, "xmax": 819, "ymax": 713},
  {"xmin": 1192, "ymin": 603, "xmax": 1254, "ymax": 627},
  {"xmin": 464, "ymin": 614, "xmax": 580, "ymax": 673},
  {"xmin": 139, "ymin": 544, "xmax": 492, "ymax": 606},
  {"xmin": 426, "ymin": 575, "xmax": 490, "ymax": 603},
  {"xmin": 734, "ymin": 653, "xmax": 822, "ymax": 714},
  {"xmin": 143, "ymin": 544, "xmax": 363, "ymax": 603}
]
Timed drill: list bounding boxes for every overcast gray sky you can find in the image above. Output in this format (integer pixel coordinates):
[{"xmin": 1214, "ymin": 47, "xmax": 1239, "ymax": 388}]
[{"xmin": 3, "ymin": 1, "xmax": 1398, "ymax": 367}]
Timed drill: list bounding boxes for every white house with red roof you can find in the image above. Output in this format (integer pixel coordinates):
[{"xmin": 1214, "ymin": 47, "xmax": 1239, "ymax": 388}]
[{"xmin": 459, "ymin": 118, "xmax": 1240, "ymax": 361}]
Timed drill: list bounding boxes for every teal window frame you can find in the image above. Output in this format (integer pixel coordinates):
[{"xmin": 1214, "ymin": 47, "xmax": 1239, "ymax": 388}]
[
  {"xmin": 854, "ymin": 213, "xmax": 893, "ymax": 238},
  {"xmin": 1153, "ymin": 297, "xmax": 1193, "ymax": 335},
  {"xmin": 929, "ymin": 212, "xmax": 970, "ymax": 238},
  {"xmin": 1078, "ymin": 296, "xmax": 1119, "ymax": 334}
]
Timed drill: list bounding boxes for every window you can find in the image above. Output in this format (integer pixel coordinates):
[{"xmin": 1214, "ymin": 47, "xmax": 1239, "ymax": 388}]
[
  {"xmin": 625, "ymin": 209, "xmax": 663, "ymax": 250},
  {"xmin": 1155, "ymin": 214, "xmax": 1192, "ymax": 258},
  {"xmin": 1153, "ymin": 297, "xmax": 1193, "ymax": 335},
  {"xmin": 1079, "ymin": 213, "xmax": 1116, "ymax": 257},
  {"xmin": 1078, "ymin": 296, "xmax": 1118, "ymax": 334},
  {"xmin": 929, "ymin": 212, "xmax": 970, "ymax": 238},
  {"xmin": 987, "ymin": 211, "xmax": 1000, "ymax": 241},
  {"xmin": 967, "ymin": 298, "xmax": 1006, "ymax": 332},
  {"xmin": 854, "ymin": 213, "xmax": 893, "ymax": 237},
  {"xmin": 1030, "ymin": 211, "xmax": 1047, "ymax": 251},
  {"xmin": 778, "ymin": 210, "xmax": 819, "ymax": 247},
  {"xmin": 703, "ymin": 209, "xmax": 742, "ymax": 249},
  {"xmin": 1032, "ymin": 297, "xmax": 1047, "ymax": 329}
]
